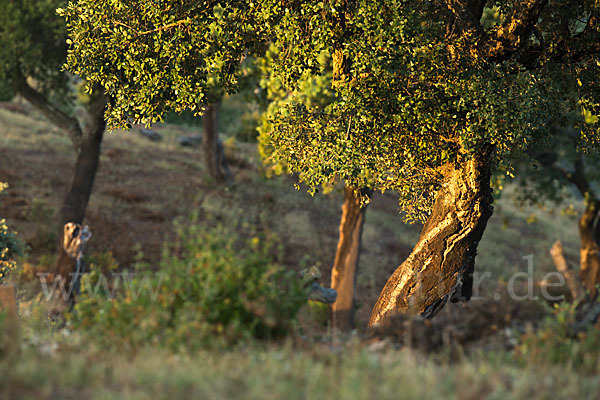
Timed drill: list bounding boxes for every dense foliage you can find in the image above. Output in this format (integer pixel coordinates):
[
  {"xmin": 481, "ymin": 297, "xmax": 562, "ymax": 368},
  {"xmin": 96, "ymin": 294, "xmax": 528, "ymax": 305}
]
[
  {"xmin": 62, "ymin": 0, "xmax": 600, "ymax": 221},
  {"xmin": 60, "ymin": 0, "xmax": 265, "ymax": 129},
  {"xmin": 70, "ymin": 224, "xmax": 307, "ymax": 350},
  {"xmin": 0, "ymin": 0, "xmax": 70, "ymax": 102},
  {"xmin": 261, "ymin": 1, "xmax": 562, "ymax": 220},
  {"xmin": 257, "ymin": 45, "xmax": 335, "ymax": 181}
]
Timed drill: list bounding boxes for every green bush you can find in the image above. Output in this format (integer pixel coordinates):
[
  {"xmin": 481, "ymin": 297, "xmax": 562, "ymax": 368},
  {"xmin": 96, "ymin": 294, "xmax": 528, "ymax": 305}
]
[
  {"xmin": 516, "ymin": 300, "xmax": 600, "ymax": 373},
  {"xmin": 0, "ymin": 183, "xmax": 22, "ymax": 284},
  {"xmin": 69, "ymin": 224, "xmax": 307, "ymax": 351}
]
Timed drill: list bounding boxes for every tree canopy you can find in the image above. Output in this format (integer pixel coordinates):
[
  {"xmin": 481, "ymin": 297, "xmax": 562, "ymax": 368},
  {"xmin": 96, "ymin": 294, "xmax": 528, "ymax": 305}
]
[
  {"xmin": 0, "ymin": 0, "xmax": 70, "ymax": 101},
  {"xmin": 61, "ymin": 0, "xmax": 264, "ymax": 128},
  {"xmin": 63, "ymin": 0, "xmax": 600, "ymax": 221}
]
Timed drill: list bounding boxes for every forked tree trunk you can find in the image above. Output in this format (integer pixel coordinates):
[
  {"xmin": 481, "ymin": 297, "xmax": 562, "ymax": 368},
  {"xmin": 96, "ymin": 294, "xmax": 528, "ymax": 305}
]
[
  {"xmin": 55, "ymin": 95, "xmax": 107, "ymax": 296},
  {"xmin": 369, "ymin": 147, "xmax": 494, "ymax": 327},
  {"xmin": 15, "ymin": 73, "xmax": 107, "ymax": 312},
  {"xmin": 203, "ymin": 102, "xmax": 227, "ymax": 183},
  {"xmin": 15, "ymin": 74, "xmax": 107, "ymax": 284},
  {"xmin": 331, "ymin": 186, "xmax": 370, "ymax": 330},
  {"xmin": 578, "ymin": 201, "xmax": 600, "ymax": 294}
]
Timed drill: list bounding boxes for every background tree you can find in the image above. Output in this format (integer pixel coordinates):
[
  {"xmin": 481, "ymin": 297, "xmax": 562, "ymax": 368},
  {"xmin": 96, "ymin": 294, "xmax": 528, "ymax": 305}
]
[
  {"xmin": 517, "ymin": 121, "xmax": 600, "ymax": 294},
  {"xmin": 62, "ymin": 0, "xmax": 600, "ymax": 327},
  {"xmin": 61, "ymin": 1, "xmax": 266, "ymax": 184},
  {"xmin": 199, "ymin": 60, "xmax": 262, "ymax": 184},
  {"xmin": 258, "ymin": 46, "xmax": 369, "ymax": 330},
  {"xmin": 0, "ymin": 0, "xmax": 107, "ymax": 294},
  {"xmin": 202, "ymin": 100, "xmax": 228, "ymax": 183}
]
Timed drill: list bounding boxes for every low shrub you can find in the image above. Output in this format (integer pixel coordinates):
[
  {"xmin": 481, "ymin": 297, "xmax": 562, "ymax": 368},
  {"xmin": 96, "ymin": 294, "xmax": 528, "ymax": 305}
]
[
  {"xmin": 0, "ymin": 183, "xmax": 22, "ymax": 284},
  {"xmin": 516, "ymin": 300, "xmax": 600, "ymax": 373},
  {"xmin": 69, "ymin": 223, "xmax": 307, "ymax": 351}
]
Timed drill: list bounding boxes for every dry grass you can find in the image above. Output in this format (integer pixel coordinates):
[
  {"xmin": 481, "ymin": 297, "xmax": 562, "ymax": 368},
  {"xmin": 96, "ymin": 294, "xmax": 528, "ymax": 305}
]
[
  {"xmin": 1, "ymin": 328, "xmax": 598, "ymax": 400},
  {"xmin": 1, "ymin": 100, "xmax": 600, "ymax": 398}
]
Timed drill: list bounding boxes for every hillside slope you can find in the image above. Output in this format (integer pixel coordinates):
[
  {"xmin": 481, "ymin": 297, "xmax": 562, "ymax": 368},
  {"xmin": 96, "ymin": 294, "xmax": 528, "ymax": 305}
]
[{"xmin": 0, "ymin": 100, "xmax": 583, "ymax": 328}]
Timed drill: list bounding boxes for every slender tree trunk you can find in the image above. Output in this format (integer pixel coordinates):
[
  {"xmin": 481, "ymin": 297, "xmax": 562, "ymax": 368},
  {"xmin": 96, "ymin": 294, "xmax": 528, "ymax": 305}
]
[
  {"xmin": 579, "ymin": 201, "xmax": 600, "ymax": 294},
  {"xmin": 369, "ymin": 147, "xmax": 494, "ymax": 327},
  {"xmin": 330, "ymin": 186, "xmax": 370, "ymax": 330},
  {"xmin": 58, "ymin": 115, "xmax": 105, "ymax": 228},
  {"xmin": 557, "ymin": 154, "xmax": 600, "ymax": 295},
  {"xmin": 55, "ymin": 95, "xmax": 107, "ymax": 298},
  {"xmin": 550, "ymin": 240, "xmax": 585, "ymax": 300},
  {"xmin": 203, "ymin": 102, "xmax": 226, "ymax": 183},
  {"xmin": 15, "ymin": 74, "xmax": 107, "ymax": 312}
]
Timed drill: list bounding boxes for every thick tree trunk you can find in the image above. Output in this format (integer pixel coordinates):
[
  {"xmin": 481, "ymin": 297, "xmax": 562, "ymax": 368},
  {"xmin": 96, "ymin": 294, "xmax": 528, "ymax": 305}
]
[
  {"xmin": 203, "ymin": 102, "xmax": 229, "ymax": 183},
  {"xmin": 330, "ymin": 186, "xmax": 369, "ymax": 330},
  {"xmin": 369, "ymin": 148, "xmax": 494, "ymax": 327},
  {"xmin": 579, "ymin": 201, "xmax": 600, "ymax": 294}
]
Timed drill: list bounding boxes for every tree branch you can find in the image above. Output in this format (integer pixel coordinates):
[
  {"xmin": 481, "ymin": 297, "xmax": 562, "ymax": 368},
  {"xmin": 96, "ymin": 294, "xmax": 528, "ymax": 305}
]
[
  {"xmin": 551, "ymin": 16, "xmax": 600, "ymax": 63},
  {"xmin": 114, "ymin": 19, "xmax": 191, "ymax": 37},
  {"xmin": 13, "ymin": 71, "xmax": 83, "ymax": 149},
  {"xmin": 444, "ymin": 0, "xmax": 486, "ymax": 37},
  {"xmin": 570, "ymin": 154, "xmax": 599, "ymax": 206},
  {"xmin": 482, "ymin": 0, "xmax": 549, "ymax": 61}
]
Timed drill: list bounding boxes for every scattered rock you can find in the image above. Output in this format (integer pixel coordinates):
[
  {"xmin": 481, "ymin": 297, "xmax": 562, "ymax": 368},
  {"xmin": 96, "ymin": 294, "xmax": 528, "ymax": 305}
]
[
  {"xmin": 300, "ymin": 266, "xmax": 337, "ymax": 304},
  {"xmin": 138, "ymin": 128, "xmax": 162, "ymax": 142},
  {"xmin": 308, "ymin": 282, "xmax": 337, "ymax": 304},
  {"xmin": 178, "ymin": 134, "xmax": 203, "ymax": 148}
]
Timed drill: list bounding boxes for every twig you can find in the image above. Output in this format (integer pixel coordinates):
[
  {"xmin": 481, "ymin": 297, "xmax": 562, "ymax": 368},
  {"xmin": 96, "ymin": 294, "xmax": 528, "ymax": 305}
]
[{"xmin": 113, "ymin": 19, "xmax": 190, "ymax": 37}]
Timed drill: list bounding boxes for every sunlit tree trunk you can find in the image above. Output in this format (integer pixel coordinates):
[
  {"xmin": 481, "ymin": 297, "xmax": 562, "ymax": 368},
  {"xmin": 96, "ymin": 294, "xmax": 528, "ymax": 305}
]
[
  {"xmin": 331, "ymin": 186, "xmax": 369, "ymax": 330},
  {"xmin": 369, "ymin": 147, "xmax": 494, "ymax": 327},
  {"xmin": 578, "ymin": 200, "xmax": 600, "ymax": 294},
  {"xmin": 554, "ymin": 155, "xmax": 600, "ymax": 294}
]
